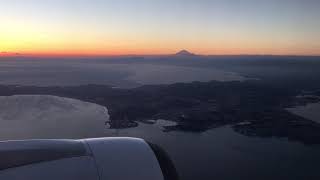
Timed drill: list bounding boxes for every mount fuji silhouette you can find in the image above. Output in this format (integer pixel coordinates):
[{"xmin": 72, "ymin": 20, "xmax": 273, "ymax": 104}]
[{"xmin": 175, "ymin": 50, "xmax": 196, "ymax": 56}]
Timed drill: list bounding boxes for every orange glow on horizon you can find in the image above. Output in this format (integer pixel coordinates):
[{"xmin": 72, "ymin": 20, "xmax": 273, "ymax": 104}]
[
  {"xmin": 1, "ymin": 19, "xmax": 319, "ymax": 57},
  {"xmin": 1, "ymin": 49, "xmax": 320, "ymax": 57},
  {"xmin": 1, "ymin": 0, "xmax": 320, "ymax": 58},
  {"xmin": 1, "ymin": 44, "xmax": 320, "ymax": 57}
]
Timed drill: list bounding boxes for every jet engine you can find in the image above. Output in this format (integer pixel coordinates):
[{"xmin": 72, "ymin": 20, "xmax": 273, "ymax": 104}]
[{"xmin": 0, "ymin": 137, "xmax": 178, "ymax": 180}]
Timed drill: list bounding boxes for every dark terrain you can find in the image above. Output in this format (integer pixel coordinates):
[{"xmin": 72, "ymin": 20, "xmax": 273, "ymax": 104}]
[
  {"xmin": 0, "ymin": 55, "xmax": 320, "ymax": 145},
  {"xmin": 0, "ymin": 79, "xmax": 319, "ymax": 145}
]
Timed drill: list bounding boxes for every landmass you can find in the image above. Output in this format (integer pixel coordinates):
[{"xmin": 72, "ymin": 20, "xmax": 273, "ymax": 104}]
[{"xmin": 0, "ymin": 80, "xmax": 319, "ymax": 145}]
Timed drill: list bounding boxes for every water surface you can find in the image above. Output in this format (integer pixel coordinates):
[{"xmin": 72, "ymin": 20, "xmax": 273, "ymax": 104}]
[
  {"xmin": 0, "ymin": 95, "xmax": 319, "ymax": 180},
  {"xmin": 0, "ymin": 58, "xmax": 245, "ymax": 88},
  {"xmin": 287, "ymin": 102, "xmax": 320, "ymax": 123}
]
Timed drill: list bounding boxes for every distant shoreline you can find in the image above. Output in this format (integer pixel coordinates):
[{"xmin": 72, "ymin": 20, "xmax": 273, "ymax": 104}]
[{"xmin": 1, "ymin": 54, "xmax": 320, "ymax": 59}]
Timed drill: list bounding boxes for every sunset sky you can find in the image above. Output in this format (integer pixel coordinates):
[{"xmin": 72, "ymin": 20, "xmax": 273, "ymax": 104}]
[{"xmin": 1, "ymin": 0, "xmax": 320, "ymax": 56}]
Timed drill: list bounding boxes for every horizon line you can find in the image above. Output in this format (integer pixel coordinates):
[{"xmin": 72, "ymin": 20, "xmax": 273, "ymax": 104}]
[{"xmin": 1, "ymin": 52, "xmax": 320, "ymax": 58}]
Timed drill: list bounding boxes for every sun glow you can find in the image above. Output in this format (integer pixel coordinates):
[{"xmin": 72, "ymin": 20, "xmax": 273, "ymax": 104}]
[{"xmin": 1, "ymin": 0, "xmax": 319, "ymax": 57}]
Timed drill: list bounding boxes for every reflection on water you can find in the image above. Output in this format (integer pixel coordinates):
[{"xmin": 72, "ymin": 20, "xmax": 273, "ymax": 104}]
[
  {"xmin": 287, "ymin": 102, "xmax": 320, "ymax": 123},
  {"xmin": 0, "ymin": 95, "xmax": 320, "ymax": 180},
  {"xmin": 0, "ymin": 95, "xmax": 109, "ymax": 140}
]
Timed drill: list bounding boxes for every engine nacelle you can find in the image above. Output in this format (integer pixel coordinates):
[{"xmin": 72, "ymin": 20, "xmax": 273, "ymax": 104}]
[{"xmin": 0, "ymin": 137, "xmax": 178, "ymax": 180}]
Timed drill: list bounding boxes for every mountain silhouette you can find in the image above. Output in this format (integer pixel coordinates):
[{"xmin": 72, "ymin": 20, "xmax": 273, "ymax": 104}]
[{"xmin": 175, "ymin": 50, "xmax": 196, "ymax": 56}]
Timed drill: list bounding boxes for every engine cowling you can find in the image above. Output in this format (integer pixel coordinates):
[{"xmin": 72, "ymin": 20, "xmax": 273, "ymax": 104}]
[{"xmin": 0, "ymin": 137, "xmax": 178, "ymax": 180}]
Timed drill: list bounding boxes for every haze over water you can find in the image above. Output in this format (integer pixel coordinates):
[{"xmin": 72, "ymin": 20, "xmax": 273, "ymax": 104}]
[{"xmin": 0, "ymin": 57, "xmax": 245, "ymax": 88}]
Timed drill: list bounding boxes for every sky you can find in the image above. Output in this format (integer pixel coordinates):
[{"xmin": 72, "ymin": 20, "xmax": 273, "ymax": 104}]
[{"xmin": 0, "ymin": 0, "xmax": 320, "ymax": 56}]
